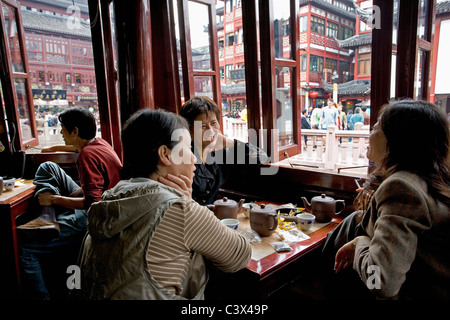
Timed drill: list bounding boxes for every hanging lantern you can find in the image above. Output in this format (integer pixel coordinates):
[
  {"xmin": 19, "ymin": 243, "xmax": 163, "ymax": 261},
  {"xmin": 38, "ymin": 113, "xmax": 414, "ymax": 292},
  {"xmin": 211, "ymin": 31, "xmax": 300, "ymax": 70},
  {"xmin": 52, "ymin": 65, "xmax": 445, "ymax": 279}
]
[{"xmin": 310, "ymin": 91, "xmax": 319, "ymax": 98}]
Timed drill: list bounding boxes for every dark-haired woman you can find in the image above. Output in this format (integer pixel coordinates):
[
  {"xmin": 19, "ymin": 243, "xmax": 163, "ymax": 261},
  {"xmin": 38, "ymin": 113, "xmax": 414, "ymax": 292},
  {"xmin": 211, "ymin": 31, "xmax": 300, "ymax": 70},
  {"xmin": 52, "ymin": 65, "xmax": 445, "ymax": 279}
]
[
  {"xmin": 178, "ymin": 96, "xmax": 269, "ymax": 205},
  {"xmin": 334, "ymin": 100, "xmax": 450, "ymax": 299},
  {"xmin": 79, "ymin": 109, "xmax": 251, "ymax": 300}
]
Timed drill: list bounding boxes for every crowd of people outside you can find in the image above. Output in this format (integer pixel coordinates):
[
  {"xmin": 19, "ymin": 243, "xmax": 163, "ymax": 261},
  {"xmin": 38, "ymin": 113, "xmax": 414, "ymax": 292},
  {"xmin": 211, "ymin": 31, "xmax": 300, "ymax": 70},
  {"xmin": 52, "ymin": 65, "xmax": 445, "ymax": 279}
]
[
  {"xmin": 302, "ymin": 98, "xmax": 370, "ymax": 132},
  {"xmin": 35, "ymin": 110, "xmax": 60, "ymax": 127}
]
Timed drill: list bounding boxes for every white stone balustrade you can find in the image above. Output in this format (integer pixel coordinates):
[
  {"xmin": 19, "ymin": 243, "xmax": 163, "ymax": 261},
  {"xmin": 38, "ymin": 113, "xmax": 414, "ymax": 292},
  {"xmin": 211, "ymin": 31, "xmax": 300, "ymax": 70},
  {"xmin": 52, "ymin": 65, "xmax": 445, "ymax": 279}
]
[
  {"xmin": 294, "ymin": 122, "xmax": 370, "ymax": 174},
  {"xmin": 223, "ymin": 117, "xmax": 248, "ymax": 142},
  {"xmin": 222, "ymin": 116, "xmax": 369, "ymax": 175}
]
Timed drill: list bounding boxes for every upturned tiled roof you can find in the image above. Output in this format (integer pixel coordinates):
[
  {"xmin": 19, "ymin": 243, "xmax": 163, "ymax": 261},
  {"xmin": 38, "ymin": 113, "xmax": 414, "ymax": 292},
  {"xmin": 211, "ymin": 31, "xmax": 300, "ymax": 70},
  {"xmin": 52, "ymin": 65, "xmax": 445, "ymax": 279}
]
[
  {"xmin": 323, "ymin": 79, "xmax": 371, "ymax": 95},
  {"xmin": 334, "ymin": 32, "xmax": 372, "ymax": 48},
  {"xmin": 299, "ymin": 0, "xmax": 356, "ymax": 20},
  {"xmin": 21, "ymin": 9, "xmax": 92, "ymax": 38},
  {"xmin": 437, "ymin": 1, "xmax": 450, "ymax": 14}
]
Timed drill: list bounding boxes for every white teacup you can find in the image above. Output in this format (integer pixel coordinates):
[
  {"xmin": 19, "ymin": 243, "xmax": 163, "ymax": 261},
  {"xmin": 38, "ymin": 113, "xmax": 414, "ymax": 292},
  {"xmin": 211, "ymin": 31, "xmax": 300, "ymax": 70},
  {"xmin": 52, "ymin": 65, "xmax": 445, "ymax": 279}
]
[
  {"xmin": 242, "ymin": 203, "xmax": 253, "ymax": 218},
  {"xmin": 3, "ymin": 177, "xmax": 15, "ymax": 191},
  {"xmin": 221, "ymin": 218, "xmax": 239, "ymax": 230},
  {"xmin": 296, "ymin": 213, "xmax": 315, "ymax": 231}
]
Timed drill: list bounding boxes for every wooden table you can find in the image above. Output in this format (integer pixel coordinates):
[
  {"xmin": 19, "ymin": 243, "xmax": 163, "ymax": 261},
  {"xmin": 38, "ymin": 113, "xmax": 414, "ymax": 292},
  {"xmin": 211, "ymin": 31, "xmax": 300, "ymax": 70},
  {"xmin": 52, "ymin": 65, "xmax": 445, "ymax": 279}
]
[
  {"xmin": 0, "ymin": 180, "xmax": 35, "ymax": 297},
  {"xmin": 206, "ymin": 200, "xmax": 343, "ymax": 299}
]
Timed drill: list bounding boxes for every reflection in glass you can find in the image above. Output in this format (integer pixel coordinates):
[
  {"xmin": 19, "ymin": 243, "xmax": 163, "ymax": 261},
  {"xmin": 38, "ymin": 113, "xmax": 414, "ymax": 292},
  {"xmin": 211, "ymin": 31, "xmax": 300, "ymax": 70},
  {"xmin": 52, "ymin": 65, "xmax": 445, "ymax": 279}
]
[
  {"xmin": 173, "ymin": 0, "xmax": 184, "ymax": 103},
  {"xmin": 14, "ymin": 78, "xmax": 34, "ymax": 141},
  {"xmin": 275, "ymin": 67, "xmax": 293, "ymax": 148},
  {"xmin": 415, "ymin": 50, "xmax": 427, "ymax": 100},
  {"xmin": 391, "ymin": 0, "xmax": 399, "ymax": 96},
  {"xmin": 194, "ymin": 76, "xmax": 213, "ymax": 99},
  {"xmin": 273, "ymin": 0, "xmax": 291, "ymax": 59},
  {"xmin": 2, "ymin": 4, "xmax": 25, "ymax": 73},
  {"xmin": 188, "ymin": 2, "xmax": 211, "ymax": 70},
  {"xmin": 417, "ymin": 0, "xmax": 429, "ymax": 40}
]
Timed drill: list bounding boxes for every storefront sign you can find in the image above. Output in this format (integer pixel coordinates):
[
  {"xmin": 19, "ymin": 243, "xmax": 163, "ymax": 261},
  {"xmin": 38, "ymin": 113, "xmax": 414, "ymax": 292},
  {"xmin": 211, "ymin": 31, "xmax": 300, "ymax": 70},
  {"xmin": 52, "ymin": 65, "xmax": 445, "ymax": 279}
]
[
  {"xmin": 230, "ymin": 68, "xmax": 245, "ymax": 81},
  {"xmin": 32, "ymin": 89, "xmax": 66, "ymax": 100}
]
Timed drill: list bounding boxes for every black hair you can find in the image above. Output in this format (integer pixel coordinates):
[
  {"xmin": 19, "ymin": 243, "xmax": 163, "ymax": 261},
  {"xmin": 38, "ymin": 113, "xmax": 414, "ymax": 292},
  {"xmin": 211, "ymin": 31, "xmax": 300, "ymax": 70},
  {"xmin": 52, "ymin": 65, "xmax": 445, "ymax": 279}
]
[
  {"xmin": 179, "ymin": 96, "xmax": 221, "ymax": 131},
  {"xmin": 121, "ymin": 109, "xmax": 189, "ymax": 179},
  {"xmin": 356, "ymin": 99, "xmax": 450, "ymax": 209},
  {"xmin": 58, "ymin": 107, "xmax": 96, "ymax": 139}
]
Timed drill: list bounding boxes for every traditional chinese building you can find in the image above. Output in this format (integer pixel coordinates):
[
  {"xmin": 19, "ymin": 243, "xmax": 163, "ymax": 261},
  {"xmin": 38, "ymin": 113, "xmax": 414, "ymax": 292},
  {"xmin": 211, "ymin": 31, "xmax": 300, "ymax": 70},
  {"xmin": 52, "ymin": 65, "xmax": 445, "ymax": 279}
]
[
  {"xmin": 323, "ymin": 0, "xmax": 372, "ymax": 111},
  {"xmin": 216, "ymin": 0, "xmax": 358, "ymax": 113},
  {"xmin": 20, "ymin": 0, "xmax": 97, "ymax": 113}
]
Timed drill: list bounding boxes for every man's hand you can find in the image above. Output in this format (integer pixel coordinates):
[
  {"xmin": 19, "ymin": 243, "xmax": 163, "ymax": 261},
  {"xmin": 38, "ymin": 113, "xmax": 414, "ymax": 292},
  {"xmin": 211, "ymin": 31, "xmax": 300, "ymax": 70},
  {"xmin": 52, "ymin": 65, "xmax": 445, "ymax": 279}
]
[
  {"xmin": 38, "ymin": 191, "xmax": 56, "ymax": 206},
  {"xmin": 159, "ymin": 174, "xmax": 193, "ymax": 198}
]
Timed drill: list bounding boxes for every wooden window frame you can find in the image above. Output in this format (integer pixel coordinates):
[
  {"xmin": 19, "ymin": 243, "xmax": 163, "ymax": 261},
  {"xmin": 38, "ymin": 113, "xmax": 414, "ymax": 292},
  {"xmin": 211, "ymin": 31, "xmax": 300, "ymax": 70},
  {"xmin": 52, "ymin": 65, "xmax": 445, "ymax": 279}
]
[
  {"xmin": 177, "ymin": 0, "xmax": 221, "ymax": 108},
  {"xmin": 0, "ymin": 0, "xmax": 38, "ymax": 152},
  {"xmin": 258, "ymin": 0, "xmax": 300, "ymax": 162}
]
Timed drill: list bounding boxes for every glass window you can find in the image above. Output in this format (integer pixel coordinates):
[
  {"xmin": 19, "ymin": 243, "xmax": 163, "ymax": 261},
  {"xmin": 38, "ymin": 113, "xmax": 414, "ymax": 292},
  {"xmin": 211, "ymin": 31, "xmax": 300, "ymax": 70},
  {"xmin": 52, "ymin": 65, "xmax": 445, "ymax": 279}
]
[
  {"xmin": 301, "ymin": 54, "xmax": 307, "ymax": 71},
  {"xmin": 2, "ymin": 4, "xmax": 25, "ymax": 73},
  {"xmin": 340, "ymin": 26, "xmax": 353, "ymax": 40},
  {"xmin": 276, "ymin": 67, "xmax": 294, "ymax": 148},
  {"xmin": 310, "ymin": 55, "xmax": 324, "ymax": 72},
  {"xmin": 326, "ymin": 58, "xmax": 337, "ymax": 72},
  {"xmin": 274, "ymin": 0, "xmax": 291, "ymax": 59},
  {"xmin": 358, "ymin": 53, "xmax": 371, "ymax": 76},
  {"xmin": 14, "ymin": 78, "xmax": 33, "ymax": 141},
  {"xmin": 189, "ymin": 1, "xmax": 211, "ymax": 71},
  {"xmin": 194, "ymin": 76, "xmax": 214, "ymax": 98},
  {"xmin": 311, "ymin": 16, "xmax": 325, "ymax": 35},
  {"xmin": 300, "ymin": 15, "xmax": 308, "ymax": 33},
  {"xmin": 326, "ymin": 21, "xmax": 339, "ymax": 38},
  {"xmin": 226, "ymin": 32, "xmax": 235, "ymax": 46}
]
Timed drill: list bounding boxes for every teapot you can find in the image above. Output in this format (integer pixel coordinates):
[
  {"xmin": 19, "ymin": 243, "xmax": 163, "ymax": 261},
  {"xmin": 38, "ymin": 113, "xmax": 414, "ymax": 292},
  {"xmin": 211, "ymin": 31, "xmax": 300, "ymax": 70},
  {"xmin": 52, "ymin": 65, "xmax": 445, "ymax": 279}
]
[
  {"xmin": 207, "ymin": 197, "xmax": 245, "ymax": 220},
  {"xmin": 301, "ymin": 194, "xmax": 345, "ymax": 222},
  {"xmin": 249, "ymin": 204, "xmax": 278, "ymax": 237}
]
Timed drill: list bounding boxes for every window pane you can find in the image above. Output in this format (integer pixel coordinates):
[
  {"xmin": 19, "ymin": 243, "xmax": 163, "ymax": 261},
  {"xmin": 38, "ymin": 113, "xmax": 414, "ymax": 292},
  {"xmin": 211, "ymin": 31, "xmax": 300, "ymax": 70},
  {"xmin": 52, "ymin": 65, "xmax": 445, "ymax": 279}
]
[
  {"xmin": 217, "ymin": 0, "xmax": 250, "ymax": 143},
  {"xmin": 188, "ymin": 2, "xmax": 211, "ymax": 71},
  {"xmin": 418, "ymin": 0, "xmax": 430, "ymax": 40},
  {"xmin": 2, "ymin": 4, "xmax": 25, "ymax": 73},
  {"xmin": 276, "ymin": 67, "xmax": 293, "ymax": 148},
  {"xmin": 194, "ymin": 76, "xmax": 213, "ymax": 98},
  {"xmin": 273, "ymin": 0, "xmax": 291, "ymax": 59},
  {"xmin": 14, "ymin": 78, "xmax": 34, "ymax": 141},
  {"xmin": 414, "ymin": 49, "xmax": 427, "ymax": 100},
  {"xmin": 21, "ymin": 1, "xmax": 99, "ymax": 151}
]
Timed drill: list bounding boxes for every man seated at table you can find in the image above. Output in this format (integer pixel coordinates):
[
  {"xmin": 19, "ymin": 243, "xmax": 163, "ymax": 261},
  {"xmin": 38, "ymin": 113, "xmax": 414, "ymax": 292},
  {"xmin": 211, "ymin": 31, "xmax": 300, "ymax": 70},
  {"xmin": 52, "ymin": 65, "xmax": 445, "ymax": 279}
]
[{"xmin": 16, "ymin": 107, "xmax": 122, "ymax": 300}]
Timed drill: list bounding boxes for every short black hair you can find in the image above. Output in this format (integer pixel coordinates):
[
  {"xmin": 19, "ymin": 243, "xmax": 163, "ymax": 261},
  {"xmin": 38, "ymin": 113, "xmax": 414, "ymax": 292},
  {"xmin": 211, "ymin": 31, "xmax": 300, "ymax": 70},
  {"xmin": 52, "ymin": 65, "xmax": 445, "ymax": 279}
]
[
  {"xmin": 58, "ymin": 107, "xmax": 96, "ymax": 139},
  {"xmin": 179, "ymin": 96, "xmax": 221, "ymax": 131},
  {"xmin": 121, "ymin": 109, "xmax": 189, "ymax": 179}
]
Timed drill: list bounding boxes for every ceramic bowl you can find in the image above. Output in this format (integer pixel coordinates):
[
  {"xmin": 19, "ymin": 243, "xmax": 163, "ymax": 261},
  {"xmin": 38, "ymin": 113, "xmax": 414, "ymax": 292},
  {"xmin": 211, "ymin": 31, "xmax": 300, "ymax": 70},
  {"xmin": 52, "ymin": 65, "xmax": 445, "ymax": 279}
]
[
  {"xmin": 296, "ymin": 213, "xmax": 315, "ymax": 231},
  {"xmin": 3, "ymin": 177, "xmax": 16, "ymax": 191},
  {"xmin": 242, "ymin": 203, "xmax": 253, "ymax": 218},
  {"xmin": 221, "ymin": 218, "xmax": 239, "ymax": 230}
]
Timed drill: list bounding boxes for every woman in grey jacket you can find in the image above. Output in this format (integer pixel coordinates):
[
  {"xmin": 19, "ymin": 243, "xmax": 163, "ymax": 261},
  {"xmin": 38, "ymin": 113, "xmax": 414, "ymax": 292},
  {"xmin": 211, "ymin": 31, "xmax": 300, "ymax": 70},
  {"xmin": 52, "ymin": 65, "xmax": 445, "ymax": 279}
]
[
  {"xmin": 79, "ymin": 109, "xmax": 251, "ymax": 300},
  {"xmin": 335, "ymin": 100, "xmax": 450, "ymax": 299}
]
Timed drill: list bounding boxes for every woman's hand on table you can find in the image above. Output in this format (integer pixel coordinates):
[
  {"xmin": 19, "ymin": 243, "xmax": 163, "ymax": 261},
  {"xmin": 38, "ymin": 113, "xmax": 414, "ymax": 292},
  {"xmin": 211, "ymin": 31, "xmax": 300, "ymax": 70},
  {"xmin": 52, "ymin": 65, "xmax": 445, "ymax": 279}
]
[{"xmin": 159, "ymin": 174, "xmax": 193, "ymax": 198}]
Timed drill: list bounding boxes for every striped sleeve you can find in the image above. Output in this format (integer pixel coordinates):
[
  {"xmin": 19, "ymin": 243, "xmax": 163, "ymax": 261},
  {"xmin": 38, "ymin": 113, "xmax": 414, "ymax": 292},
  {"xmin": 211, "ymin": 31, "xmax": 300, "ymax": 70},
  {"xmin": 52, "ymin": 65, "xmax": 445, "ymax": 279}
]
[
  {"xmin": 183, "ymin": 198, "xmax": 252, "ymax": 273},
  {"xmin": 147, "ymin": 197, "xmax": 251, "ymax": 295}
]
